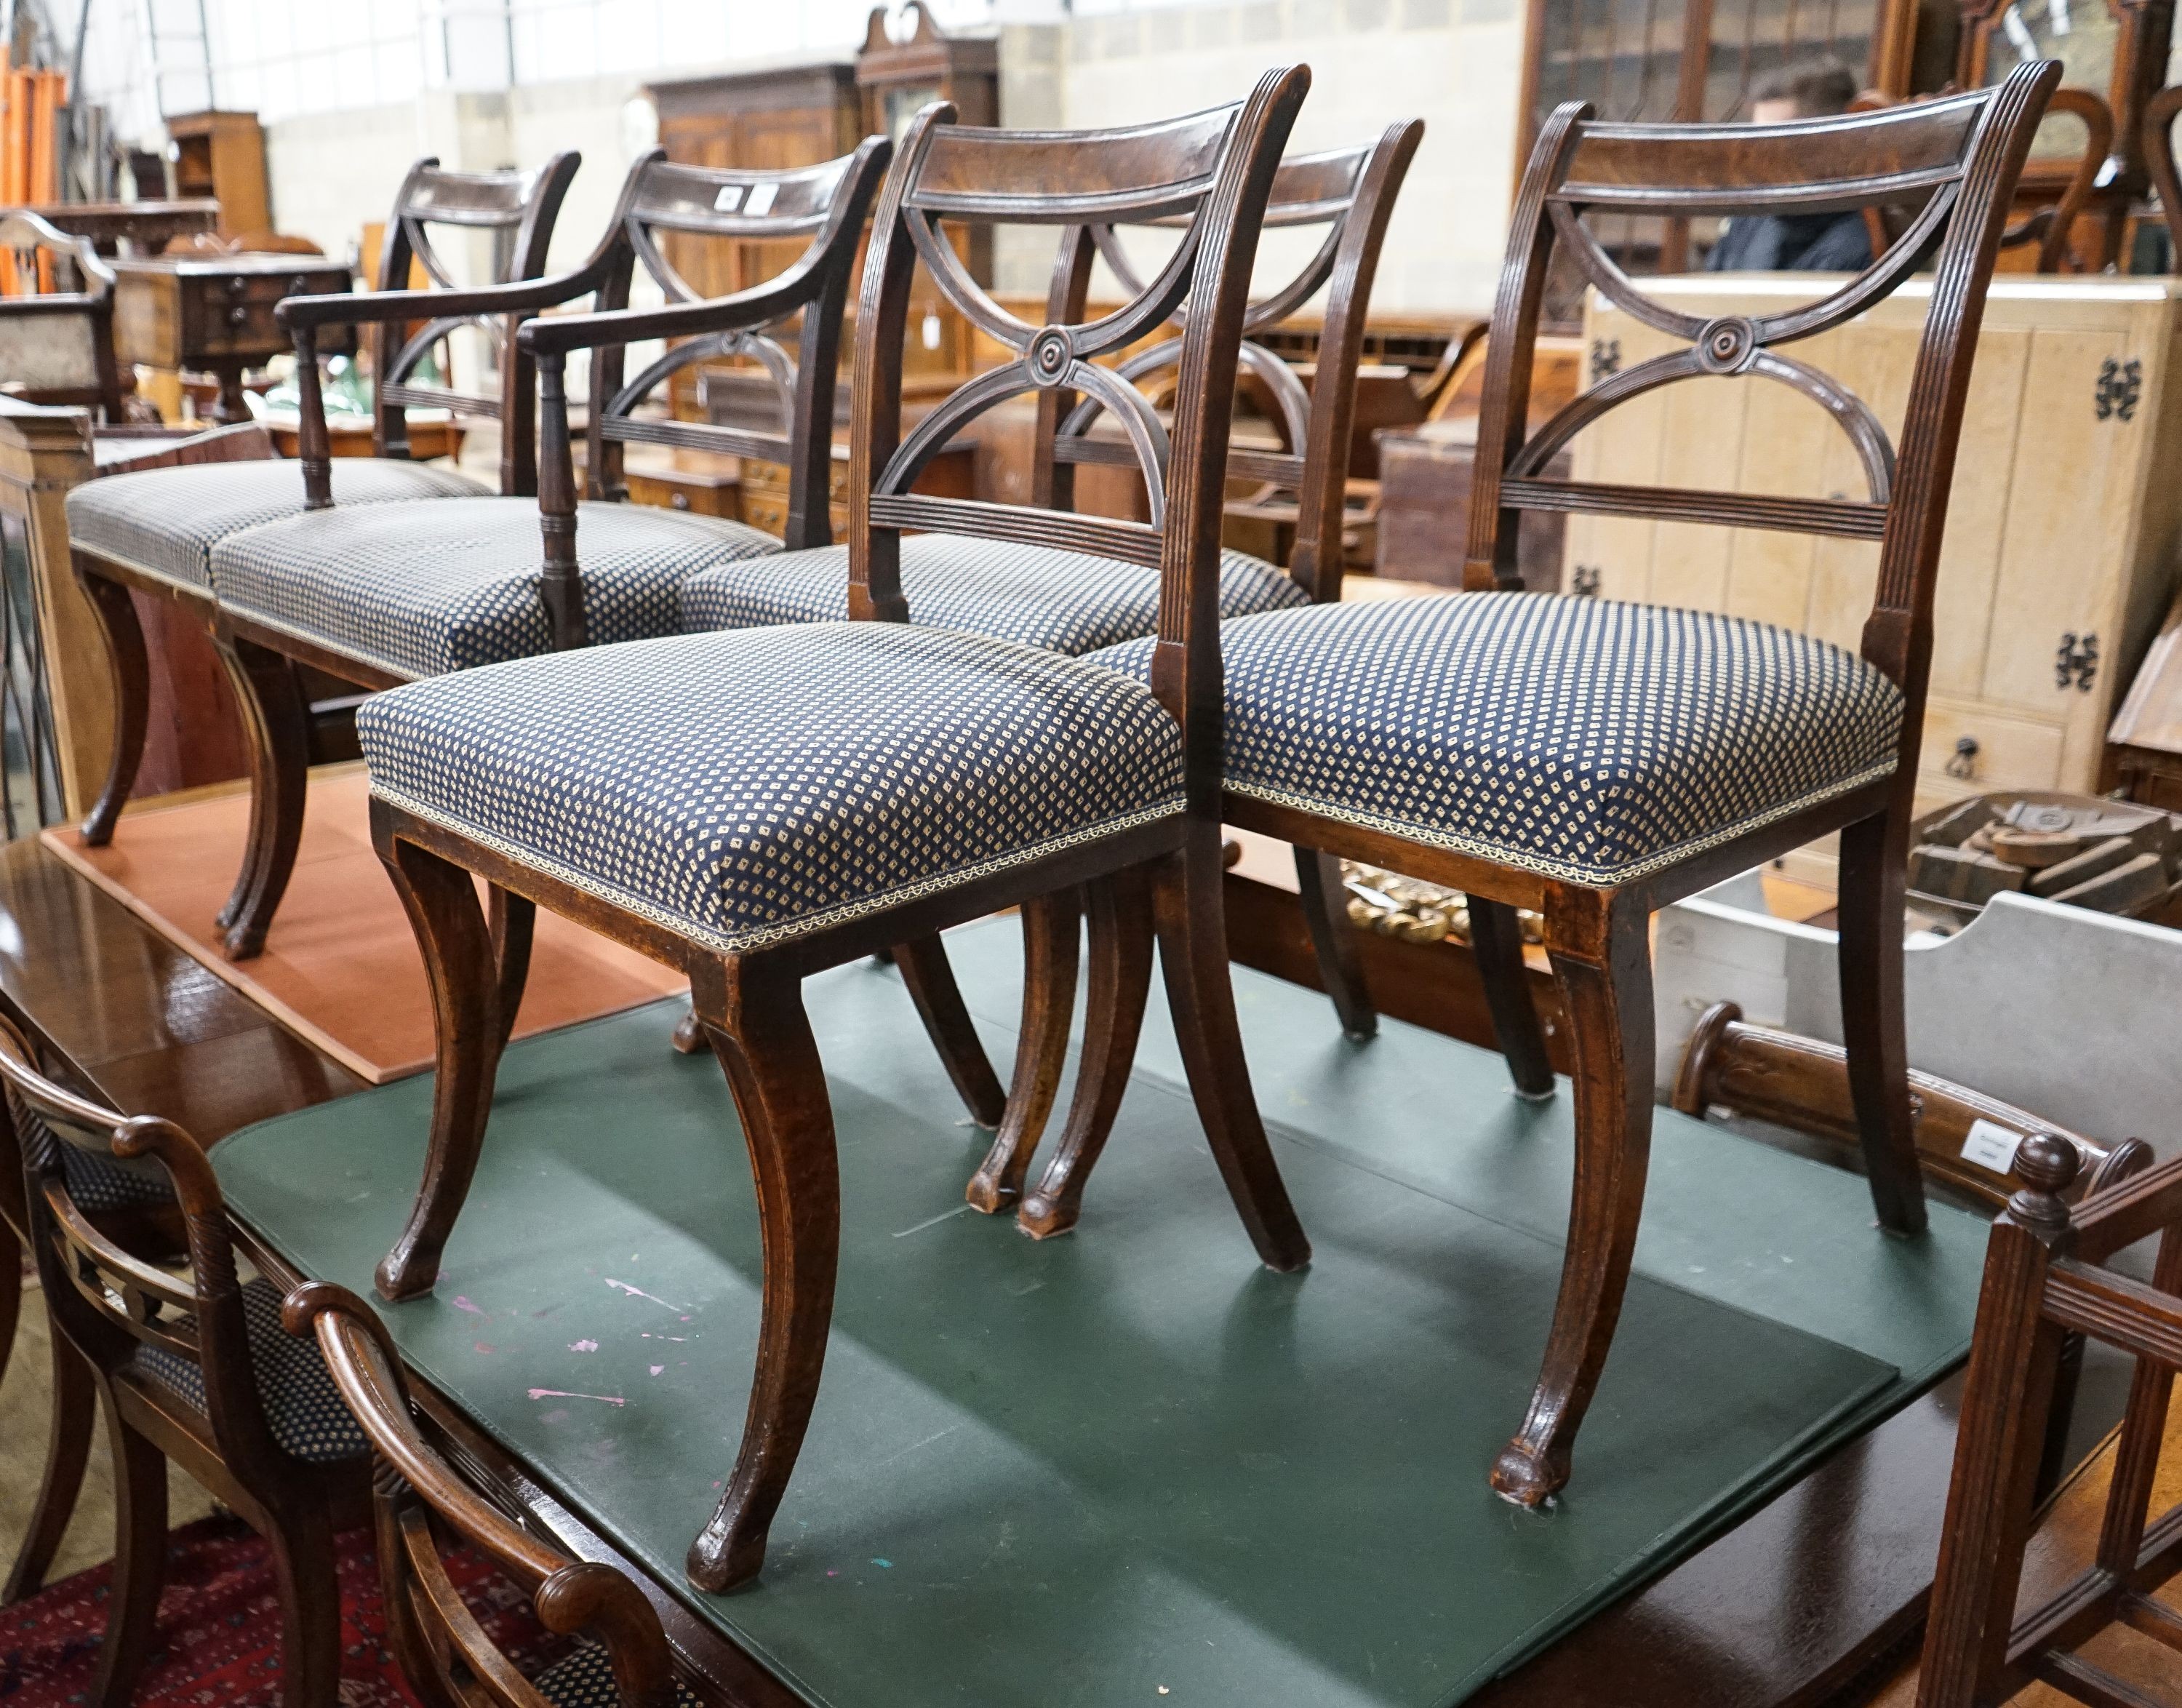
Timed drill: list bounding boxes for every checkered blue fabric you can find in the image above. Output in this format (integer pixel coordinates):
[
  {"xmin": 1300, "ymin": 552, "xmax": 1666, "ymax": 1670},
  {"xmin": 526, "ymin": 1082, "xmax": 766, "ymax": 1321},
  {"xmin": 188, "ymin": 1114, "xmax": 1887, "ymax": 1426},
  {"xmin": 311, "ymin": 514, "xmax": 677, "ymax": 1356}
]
[
  {"xmin": 359, "ymin": 623, "xmax": 1186, "ymax": 953},
  {"xmin": 132, "ymin": 1276, "xmax": 371, "ymax": 1465},
  {"xmin": 66, "ymin": 458, "xmax": 485, "ymax": 591},
  {"xmin": 8, "ymin": 1096, "xmax": 173, "ymax": 1211},
  {"xmin": 1086, "ymin": 593, "xmax": 1905, "ymax": 885},
  {"xmin": 533, "ymin": 1643, "xmax": 706, "ymax": 1708},
  {"xmin": 679, "ymin": 533, "xmax": 1308, "ymax": 656},
  {"xmin": 209, "ymin": 497, "xmax": 781, "ymax": 680}
]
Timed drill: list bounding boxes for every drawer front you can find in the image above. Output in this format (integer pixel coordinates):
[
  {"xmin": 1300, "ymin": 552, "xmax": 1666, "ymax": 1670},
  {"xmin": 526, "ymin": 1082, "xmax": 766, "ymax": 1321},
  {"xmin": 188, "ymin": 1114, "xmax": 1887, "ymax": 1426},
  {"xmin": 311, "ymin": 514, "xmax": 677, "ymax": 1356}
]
[
  {"xmin": 739, "ymin": 490, "xmax": 789, "ymax": 539},
  {"xmin": 625, "ymin": 471, "xmax": 739, "ymax": 519},
  {"xmin": 183, "ymin": 271, "xmax": 348, "ymax": 360},
  {"xmin": 1914, "ymin": 700, "xmax": 2065, "ymax": 797}
]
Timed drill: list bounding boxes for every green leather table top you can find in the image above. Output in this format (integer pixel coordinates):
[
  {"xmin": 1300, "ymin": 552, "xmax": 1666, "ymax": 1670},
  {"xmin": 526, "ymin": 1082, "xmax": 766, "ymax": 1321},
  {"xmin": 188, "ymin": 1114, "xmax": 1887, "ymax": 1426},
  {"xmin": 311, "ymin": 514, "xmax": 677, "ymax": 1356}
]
[{"xmin": 215, "ymin": 917, "xmax": 1989, "ymax": 1708}]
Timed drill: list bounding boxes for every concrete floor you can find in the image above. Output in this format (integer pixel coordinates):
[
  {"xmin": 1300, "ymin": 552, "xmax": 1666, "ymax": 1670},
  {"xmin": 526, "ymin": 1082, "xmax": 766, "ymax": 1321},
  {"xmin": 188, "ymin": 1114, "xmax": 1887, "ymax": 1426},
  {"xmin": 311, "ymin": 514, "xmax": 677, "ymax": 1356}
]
[{"xmin": 0, "ymin": 1273, "xmax": 218, "ymax": 1595}]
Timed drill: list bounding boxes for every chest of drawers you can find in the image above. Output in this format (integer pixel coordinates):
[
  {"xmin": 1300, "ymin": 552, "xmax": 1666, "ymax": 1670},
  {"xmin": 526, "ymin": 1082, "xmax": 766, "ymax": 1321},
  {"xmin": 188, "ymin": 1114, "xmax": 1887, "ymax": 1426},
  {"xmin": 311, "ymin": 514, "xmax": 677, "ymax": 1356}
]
[{"xmin": 112, "ymin": 254, "xmax": 352, "ymax": 422}]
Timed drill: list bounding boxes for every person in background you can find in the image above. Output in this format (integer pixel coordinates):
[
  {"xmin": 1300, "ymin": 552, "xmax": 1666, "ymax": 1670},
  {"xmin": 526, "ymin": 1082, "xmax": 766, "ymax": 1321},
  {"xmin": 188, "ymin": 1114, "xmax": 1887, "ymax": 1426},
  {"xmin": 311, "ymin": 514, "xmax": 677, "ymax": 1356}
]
[{"xmin": 1706, "ymin": 62, "xmax": 1876, "ymax": 271}]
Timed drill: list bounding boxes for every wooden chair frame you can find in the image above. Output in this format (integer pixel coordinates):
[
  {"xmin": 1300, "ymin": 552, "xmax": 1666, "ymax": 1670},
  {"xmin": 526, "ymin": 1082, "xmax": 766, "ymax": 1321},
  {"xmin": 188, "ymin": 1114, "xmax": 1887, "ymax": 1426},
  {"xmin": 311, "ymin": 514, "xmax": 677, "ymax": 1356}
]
[
  {"xmin": 0, "ymin": 210, "xmax": 126, "ymax": 420},
  {"xmin": 0, "ymin": 1010, "xmax": 185, "ymax": 1606},
  {"xmin": 1677, "ymin": 1000, "xmax": 2153, "ymax": 1504},
  {"xmin": 1, "ymin": 1014, "xmax": 367, "ymax": 1708},
  {"xmin": 364, "ymin": 153, "xmax": 583, "ymax": 497},
  {"xmin": 997, "ymin": 65, "xmax": 2061, "ymax": 1504},
  {"xmin": 2143, "ymin": 82, "xmax": 2182, "ymax": 261},
  {"xmin": 959, "ymin": 125, "xmax": 1426, "ymax": 1213},
  {"xmin": 284, "ymin": 1282, "xmax": 680, "ymax": 1708},
  {"xmin": 366, "ymin": 67, "xmax": 1314, "ymax": 1593},
  {"xmin": 68, "ymin": 153, "xmax": 581, "ymax": 963},
  {"xmin": 1918, "ymin": 1138, "xmax": 2182, "ymax": 1707}
]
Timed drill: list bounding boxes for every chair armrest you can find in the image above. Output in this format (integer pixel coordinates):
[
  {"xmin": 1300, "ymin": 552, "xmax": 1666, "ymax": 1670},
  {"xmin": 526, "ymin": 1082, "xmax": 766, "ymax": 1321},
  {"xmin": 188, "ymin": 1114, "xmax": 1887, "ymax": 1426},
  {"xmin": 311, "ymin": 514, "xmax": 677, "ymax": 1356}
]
[
  {"xmin": 518, "ymin": 271, "xmax": 817, "ymax": 359},
  {"xmin": 275, "ymin": 256, "xmax": 615, "ymax": 333}
]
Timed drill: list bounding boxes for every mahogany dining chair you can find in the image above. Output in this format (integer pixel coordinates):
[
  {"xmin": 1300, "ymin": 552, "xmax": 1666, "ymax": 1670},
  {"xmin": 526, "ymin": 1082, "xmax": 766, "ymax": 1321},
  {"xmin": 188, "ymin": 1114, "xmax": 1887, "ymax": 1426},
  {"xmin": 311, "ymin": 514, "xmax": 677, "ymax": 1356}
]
[
  {"xmin": 352, "ymin": 67, "xmax": 1312, "ymax": 1592},
  {"xmin": 1042, "ymin": 63, "xmax": 2061, "ymax": 1507},
  {"xmin": 4, "ymin": 1015, "xmax": 370, "ymax": 1708},
  {"xmin": 284, "ymin": 1281, "xmax": 705, "ymax": 1708}
]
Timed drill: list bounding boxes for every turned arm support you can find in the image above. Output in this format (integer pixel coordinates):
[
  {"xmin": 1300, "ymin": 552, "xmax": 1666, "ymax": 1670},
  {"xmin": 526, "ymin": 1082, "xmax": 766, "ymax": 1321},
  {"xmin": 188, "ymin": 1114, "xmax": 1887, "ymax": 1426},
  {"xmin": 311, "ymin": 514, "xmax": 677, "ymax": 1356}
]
[
  {"xmin": 279, "ymin": 258, "xmax": 619, "ymax": 508},
  {"xmin": 520, "ymin": 274, "xmax": 828, "ymax": 653}
]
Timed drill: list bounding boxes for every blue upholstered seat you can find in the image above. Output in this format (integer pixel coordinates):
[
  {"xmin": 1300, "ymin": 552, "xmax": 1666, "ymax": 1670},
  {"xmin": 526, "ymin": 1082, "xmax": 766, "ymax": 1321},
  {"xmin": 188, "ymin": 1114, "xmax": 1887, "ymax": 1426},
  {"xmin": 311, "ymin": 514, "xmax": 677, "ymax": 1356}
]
[
  {"xmin": 65, "ymin": 458, "xmax": 487, "ymax": 591},
  {"xmin": 210, "ymin": 498, "xmax": 781, "ymax": 679},
  {"xmin": 132, "ymin": 1277, "xmax": 371, "ymax": 1465},
  {"xmin": 9, "ymin": 1098, "xmax": 175, "ymax": 1213},
  {"xmin": 678, "ymin": 532, "xmax": 1308, "ymax": 655},
  {"xmin": 532, "ymin": 1643, "xmax": 706, "ymax": 1708},
  {"xmin": 358, "ymin": 623, "xmax": 1186, "ymax": 954},
  {"xmin": 1085, "ymin": 593, "xmax": 1905, "ymax": 887}
]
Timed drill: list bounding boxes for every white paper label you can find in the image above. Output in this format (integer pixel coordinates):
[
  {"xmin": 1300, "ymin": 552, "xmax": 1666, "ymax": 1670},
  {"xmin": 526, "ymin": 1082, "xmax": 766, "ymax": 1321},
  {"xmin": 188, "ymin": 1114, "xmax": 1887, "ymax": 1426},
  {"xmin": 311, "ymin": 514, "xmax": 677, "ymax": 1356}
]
[
  {"xmin": 713, "ymin": 185, "xmax": 743, "ymax": 212},
  {"xmin": 744, "ymin": 181, "xmax": 778, "ymax": 216},
  {"xmin": 1961, "ymin": 1117, "xmax": 2024, "ymax": 1175}
]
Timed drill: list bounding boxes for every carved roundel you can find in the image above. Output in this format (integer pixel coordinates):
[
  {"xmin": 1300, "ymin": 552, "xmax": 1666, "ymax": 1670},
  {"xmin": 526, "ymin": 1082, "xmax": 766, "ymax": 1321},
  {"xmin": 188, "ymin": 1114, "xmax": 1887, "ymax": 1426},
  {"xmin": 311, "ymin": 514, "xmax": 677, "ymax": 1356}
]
[
  {"xmin": 1695, "ymin": 316, "xmax": 1758, "ymax": 374},
  {"xmin": 1027, "ymin": 325, "xmax": 1076, "ymax": 389}
]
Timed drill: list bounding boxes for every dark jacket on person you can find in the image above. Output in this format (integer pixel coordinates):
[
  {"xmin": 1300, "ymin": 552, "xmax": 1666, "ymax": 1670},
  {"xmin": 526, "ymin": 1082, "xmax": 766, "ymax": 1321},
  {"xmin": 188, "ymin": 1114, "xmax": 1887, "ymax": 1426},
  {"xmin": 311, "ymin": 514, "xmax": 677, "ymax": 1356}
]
[{"xmin": 1705, "ymin": 209, "xmax": 1873, "ymax": 272}]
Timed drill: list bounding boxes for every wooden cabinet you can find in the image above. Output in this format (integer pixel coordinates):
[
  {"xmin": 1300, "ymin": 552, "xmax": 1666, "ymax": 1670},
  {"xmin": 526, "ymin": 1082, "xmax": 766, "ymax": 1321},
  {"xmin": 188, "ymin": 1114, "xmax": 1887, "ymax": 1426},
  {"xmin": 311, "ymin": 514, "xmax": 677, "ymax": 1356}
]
[
  {"xmin": 648, "ymin": 62, "xmax": 860, "ymax": 420},
  {"xmin": 1567, "ymin": 276, "xmax": 2182, "ymax": 835},
  {"xmin": 163, "ymin": 111, "xmax": 270, "ymax": 239},
  {"xmin": 647, "ymin": 12, "xmax": 999, "ymax": 411},
  {"xmin": 855, "ymin": 3, "xmax": 997, "ymax": 386}
]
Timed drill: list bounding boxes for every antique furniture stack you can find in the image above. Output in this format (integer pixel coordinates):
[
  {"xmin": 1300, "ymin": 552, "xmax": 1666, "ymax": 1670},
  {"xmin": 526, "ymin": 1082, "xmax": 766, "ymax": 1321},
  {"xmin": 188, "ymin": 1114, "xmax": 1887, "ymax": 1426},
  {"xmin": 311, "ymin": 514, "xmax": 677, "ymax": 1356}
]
[
  {"xmin": 0, "ymin": 23, "xmax": 2130, "ymax": 1708},
  {"xmin": 354, "ymin": 68, "xmax": 1316, "ymax": 1591},
  {"xmin": 268, "ymin": 65, "xmax": 2044, "ymax": 1611},
  {"xmin": 171, "ymin": 145, "xmax": 880, "ymax": 962},
  {"xmin": 60, "ymin": 153, "xmax": 577, "ymax": 958}
]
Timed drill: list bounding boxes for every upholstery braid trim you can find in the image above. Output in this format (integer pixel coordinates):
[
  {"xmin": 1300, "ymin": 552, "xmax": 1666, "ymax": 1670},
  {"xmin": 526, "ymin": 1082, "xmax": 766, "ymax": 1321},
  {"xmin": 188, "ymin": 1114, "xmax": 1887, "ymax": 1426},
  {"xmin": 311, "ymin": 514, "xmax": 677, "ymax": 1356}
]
[
  {"xmin": 1228, "ymin": 754, "xmax": 1900, "ymax": 889},
  {"xmin": 371, "ymin": 784, "xmax": 1186, "ymax": 956}
]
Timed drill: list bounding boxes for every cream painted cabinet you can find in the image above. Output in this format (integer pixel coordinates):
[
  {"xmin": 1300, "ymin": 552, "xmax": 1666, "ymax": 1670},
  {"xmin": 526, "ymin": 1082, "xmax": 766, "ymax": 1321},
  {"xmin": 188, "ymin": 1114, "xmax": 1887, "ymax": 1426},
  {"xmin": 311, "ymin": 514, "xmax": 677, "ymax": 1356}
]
[{"xmin": 1567, "ymin": 277, "xmax": 2182, "ymax": 829}]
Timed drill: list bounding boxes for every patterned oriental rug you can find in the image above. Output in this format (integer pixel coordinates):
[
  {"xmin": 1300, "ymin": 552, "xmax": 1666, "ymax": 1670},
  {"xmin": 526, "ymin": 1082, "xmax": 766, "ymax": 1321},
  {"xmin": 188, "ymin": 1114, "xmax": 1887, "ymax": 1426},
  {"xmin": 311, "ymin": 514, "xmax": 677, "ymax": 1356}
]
[{"xmin": 0, "ymin": 1514, "xmax": 564, "ymax": 1708}]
